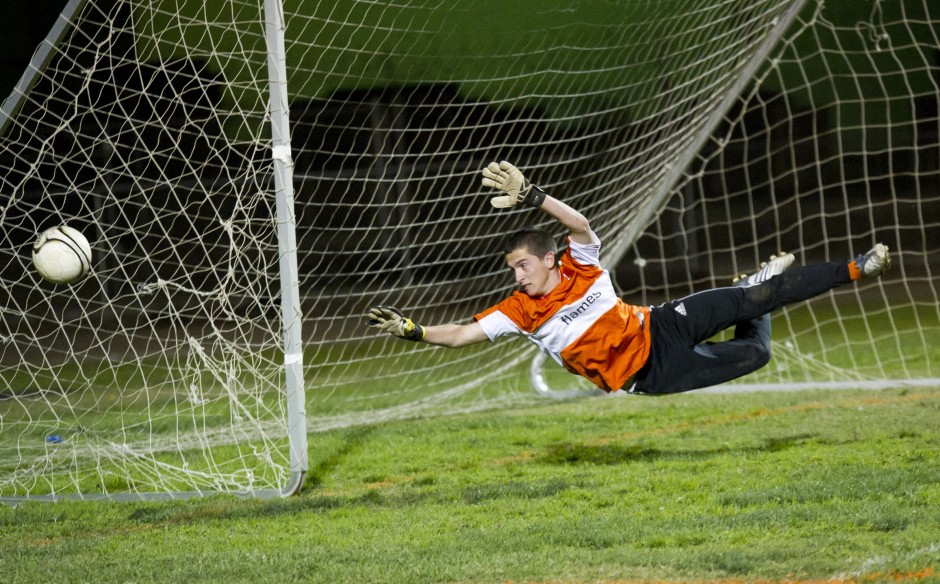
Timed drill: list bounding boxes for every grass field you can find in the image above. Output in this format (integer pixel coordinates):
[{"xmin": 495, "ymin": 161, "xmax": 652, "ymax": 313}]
[{"xmin": 2, "ymin": 384, "xmax": 939, "ymax": 583}]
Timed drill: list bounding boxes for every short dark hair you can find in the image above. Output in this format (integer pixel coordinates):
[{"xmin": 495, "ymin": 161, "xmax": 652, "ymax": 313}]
[{"xmin": 502, "ymin": 228, "xmax": 557, "ymax": 258}]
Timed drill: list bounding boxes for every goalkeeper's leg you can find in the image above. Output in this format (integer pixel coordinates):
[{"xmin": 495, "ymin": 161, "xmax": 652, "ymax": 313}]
[
  {"xmin": 684, "ymin": 261, "xmax": 856, "ymax": 343},
  {"xmin": 633, "ymin": 261, "xmax": 856, "ymax": 394}
]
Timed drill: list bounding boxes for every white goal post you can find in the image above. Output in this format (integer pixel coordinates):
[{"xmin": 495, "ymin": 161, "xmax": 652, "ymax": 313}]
[
  {"xmin": 1, "ymin": 0, "xmax": 937, "ymax": 501},
  {"xmin": 263, "ymin": 0, "xmax": 307, "ymax": 499}
]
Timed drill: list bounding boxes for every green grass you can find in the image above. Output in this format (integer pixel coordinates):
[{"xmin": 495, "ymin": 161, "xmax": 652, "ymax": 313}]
[{"xmin": 2, "ymin": 386, "xmax": 940, "ymax": 583}]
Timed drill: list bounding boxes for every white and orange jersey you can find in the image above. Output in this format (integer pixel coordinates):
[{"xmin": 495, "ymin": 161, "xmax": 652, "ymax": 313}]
[{"xmin": 474, "ymin": 233, "xmax": 651, "ymax": 392}]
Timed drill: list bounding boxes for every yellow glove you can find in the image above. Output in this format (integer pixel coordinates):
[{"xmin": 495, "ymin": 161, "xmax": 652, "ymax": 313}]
[
  {"xmin": 367, "ymin": 306, "xmax": 425, "ymax": 342},
  {"xmin": 481, "ymin": 161, "xmax": 547, "ymax": 209}
]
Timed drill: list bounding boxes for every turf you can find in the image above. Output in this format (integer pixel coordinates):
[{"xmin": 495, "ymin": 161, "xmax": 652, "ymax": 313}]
[{"xmin": 2, "ymin": 385, "xmax": 939, "ymax": 583}]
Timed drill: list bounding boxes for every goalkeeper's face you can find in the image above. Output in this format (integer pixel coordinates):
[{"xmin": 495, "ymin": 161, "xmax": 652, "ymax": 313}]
[{"xmin": 505, "ymin": 247, "xmax": 559, "ymax": 298}]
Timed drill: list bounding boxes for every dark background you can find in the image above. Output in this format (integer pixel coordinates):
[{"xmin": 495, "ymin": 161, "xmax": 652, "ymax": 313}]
[{"xmin": 1, "ymin": 0, "xmax": 72, "ymax": 102}]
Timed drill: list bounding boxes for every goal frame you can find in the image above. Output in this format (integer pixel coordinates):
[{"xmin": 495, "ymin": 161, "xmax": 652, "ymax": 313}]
[
  {"xmin": 4, "ymin": 0, "xmax": 936, "ymax": 501},
  {"xmin": 265, "ymin": 0, "xmax": 308, "ymax": 498}
]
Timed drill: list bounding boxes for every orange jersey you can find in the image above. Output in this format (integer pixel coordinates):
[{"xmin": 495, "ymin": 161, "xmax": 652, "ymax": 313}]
[{"xmin": 474, "ymin": 234, "xmax": 651, "ymax": 392}]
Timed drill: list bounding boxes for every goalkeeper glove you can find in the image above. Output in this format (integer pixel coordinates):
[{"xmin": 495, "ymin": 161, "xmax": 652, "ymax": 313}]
[
  {"xmin": 481, "ymin": 161, "xmax": 547, "ymax": 209},
  {"xmin": 367, "ymin": 305, "xmax": 426, "ymax": 342}
]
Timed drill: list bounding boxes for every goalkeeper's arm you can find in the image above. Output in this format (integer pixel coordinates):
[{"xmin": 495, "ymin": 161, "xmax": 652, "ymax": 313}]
[
  {"xmin": 367, "ymin": 306, "xmax": 487, "ymax": 348},
  {"xmin": 539, "ymin": 194, "xmax": 593, "ymax": 245},
  {"xmin": 423, "ymin": 322, "xmax": 488, "ymax": 348},
  {"xmin": 481, "ymin": 160, "xmax": 593, "ymax": 245}
]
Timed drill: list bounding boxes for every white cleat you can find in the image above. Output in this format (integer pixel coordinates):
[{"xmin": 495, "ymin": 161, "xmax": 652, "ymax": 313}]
[
  {"xmin": 732, "ymin": 252, "xmax": 795, "ymax": 286},
  {"xmin": 854, "ymin": 243, "xmax": 892, "ymax": 278}
]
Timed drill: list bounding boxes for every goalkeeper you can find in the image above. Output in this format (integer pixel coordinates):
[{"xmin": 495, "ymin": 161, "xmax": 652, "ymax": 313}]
[{"xmin": 368, "ymin": 161, "xmax": 891, "ymax": 395}]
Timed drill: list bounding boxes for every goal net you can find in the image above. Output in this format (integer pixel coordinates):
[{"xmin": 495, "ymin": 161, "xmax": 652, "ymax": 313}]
[
  {"xmin": 0, "ymin": 0, "xmax": 305, "ymax": 499},
  {"xmin": 627, "ymin": 0, "xmax": 940, "ymax": 391},
  {"xmin": 1, "ymin": 0, "xmax": 937, "ymax": 500}
]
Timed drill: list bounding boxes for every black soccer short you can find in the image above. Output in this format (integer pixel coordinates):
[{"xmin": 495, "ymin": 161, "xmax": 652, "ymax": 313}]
[{"xmin": 631, "ymin": 262, "xmax": 855, "ymax": 395}]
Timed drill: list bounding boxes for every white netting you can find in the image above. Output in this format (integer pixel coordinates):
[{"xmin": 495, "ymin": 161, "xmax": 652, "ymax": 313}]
[
  {"xmin": 627, "ymin": 0, "xmax": 940, "ymax": 387},
  {"xmin": 1, "ymin": 0, "xmax": 937, "ymax": 499},
  {"xmin": 288, "ymin": 0, "xmax": 810, "ymax": 411},
  {"xmin": 1, "ymin": 0, "xmax": 290, "ymax": 497}
]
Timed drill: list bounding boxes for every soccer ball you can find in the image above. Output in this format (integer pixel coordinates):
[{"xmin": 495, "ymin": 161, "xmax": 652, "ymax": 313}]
[{"xmin": 32, "ymin": 225, "xmax": 93, "ymax": 284}]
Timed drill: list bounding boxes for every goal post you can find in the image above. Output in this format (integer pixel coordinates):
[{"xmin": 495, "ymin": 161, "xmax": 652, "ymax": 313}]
[{"xmin": 264, "ymin": 0, "xmax": 307, "ymax": 497}]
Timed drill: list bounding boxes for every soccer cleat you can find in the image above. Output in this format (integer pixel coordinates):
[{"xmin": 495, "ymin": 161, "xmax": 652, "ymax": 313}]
[
  {"xmin": 853, "ymin": 243, "xmax": 891, "ymax": 278},
  {"xmin": 733, "ymin": 252, "xmax": 795, "ymax": 286}
]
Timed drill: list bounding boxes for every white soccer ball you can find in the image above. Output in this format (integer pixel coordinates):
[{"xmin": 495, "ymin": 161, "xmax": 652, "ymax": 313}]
[{"xmin": 32, "ymin": 225, "xmax": 93, "ymax": 284}]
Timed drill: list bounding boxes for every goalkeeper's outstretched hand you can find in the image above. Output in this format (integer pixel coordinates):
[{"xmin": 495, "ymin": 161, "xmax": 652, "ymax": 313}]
[
  {"xmin": 481, "ymin": 161, "xmax": 546, "ymax": 209},
  {"xmin": 367, "ymin": 306, "xmax": 425, "ymax": 342}
]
